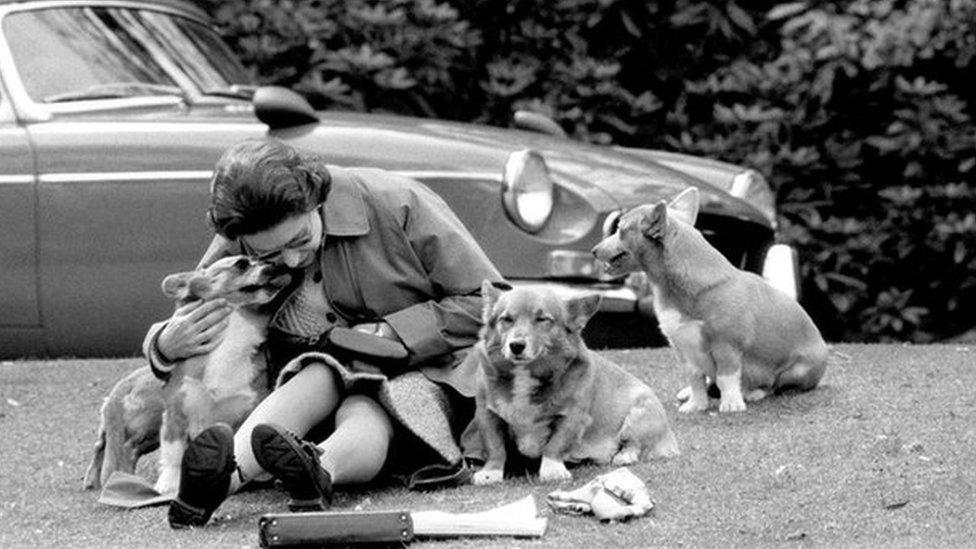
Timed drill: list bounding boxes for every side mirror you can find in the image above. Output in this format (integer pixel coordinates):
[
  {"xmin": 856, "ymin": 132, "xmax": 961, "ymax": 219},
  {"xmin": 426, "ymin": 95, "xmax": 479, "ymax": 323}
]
[
  {"xmin": 512, "ymin": 110, "xmax": 567, "ymax": 138},
  {"xmin": 253, "ymin": 86, "xmax": 318, "ymax": 129}
]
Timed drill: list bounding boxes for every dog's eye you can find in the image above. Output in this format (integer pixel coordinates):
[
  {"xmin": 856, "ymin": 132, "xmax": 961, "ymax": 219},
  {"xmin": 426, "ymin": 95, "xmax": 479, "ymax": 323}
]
[
  {"xmin": 233, "ymin": 258, "xmax": 250, "ymax": 271},
  {"xmin": 534, "ymin": 316, "xmax": 553, "ymax": 325},
  {"xmin": 498, "ymin": 315, "xmax": 513, "ymax": 325}
]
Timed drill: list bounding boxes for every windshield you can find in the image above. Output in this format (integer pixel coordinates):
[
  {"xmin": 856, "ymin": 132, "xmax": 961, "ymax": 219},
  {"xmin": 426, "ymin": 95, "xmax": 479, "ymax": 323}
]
[{"xmin": 2, "ymin": 6, "xmax": 253, "ymax": 104}]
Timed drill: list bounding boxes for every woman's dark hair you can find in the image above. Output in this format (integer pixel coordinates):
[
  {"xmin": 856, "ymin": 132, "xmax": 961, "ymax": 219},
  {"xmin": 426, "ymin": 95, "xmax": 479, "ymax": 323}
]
[{"xmin": 208, "ymin": 138, "xmax": 331, "ymax": 239}]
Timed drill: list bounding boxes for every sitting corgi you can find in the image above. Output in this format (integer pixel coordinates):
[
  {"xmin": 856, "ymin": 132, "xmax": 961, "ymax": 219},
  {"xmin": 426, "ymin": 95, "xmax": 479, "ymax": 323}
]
[
  {"xmin": 592, "ymin": 188, "xmax": 830, "ymax": 413},
  {"xmin": 84, "ymin": 256, "xmax": 290, "ymax": 494},
  {"xmin": 471, "ymin": 282, "xmax": 678, "ymax": 485}
]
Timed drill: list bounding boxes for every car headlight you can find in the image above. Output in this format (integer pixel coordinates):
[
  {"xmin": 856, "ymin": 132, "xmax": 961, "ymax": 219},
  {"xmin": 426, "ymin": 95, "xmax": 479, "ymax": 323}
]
[
  {"xmin": 762, "ymin": 243, "xmax": 800, "ymax": 301},
  {"xmin": 502, "ymin": 150, "xmax": 554, "ymax": 233},
  {"xmin": 730, "ymin": 169, "xmax": 777, "ymax": 228}
]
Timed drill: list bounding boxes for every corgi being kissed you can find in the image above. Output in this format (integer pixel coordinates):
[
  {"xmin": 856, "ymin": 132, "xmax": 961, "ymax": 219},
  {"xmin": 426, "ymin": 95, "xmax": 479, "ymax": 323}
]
[
  {"xmin": 592, "ymin": 188, "xmax": 830, "ymax": 413},
  {"xmin": 471, "ymin": 282, "xmax": 678, "ymax": 485},
  {"xmin": 84, "ymin": 256, "xmax": 290, "ymax": 494}
]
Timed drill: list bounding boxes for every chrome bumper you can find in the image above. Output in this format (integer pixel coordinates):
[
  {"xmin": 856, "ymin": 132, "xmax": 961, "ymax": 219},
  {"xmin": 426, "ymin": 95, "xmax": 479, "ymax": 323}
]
[
  {"xmin": 511, "ymin": 243, "xmax": 802, "ymax": 315},
  {"xmin": 523, "ymin": 249, "xmax": 641, "ymax": 314},
  {"xmin": 508, "ymin": 279, "xmax": 640, "ymax": 314}
]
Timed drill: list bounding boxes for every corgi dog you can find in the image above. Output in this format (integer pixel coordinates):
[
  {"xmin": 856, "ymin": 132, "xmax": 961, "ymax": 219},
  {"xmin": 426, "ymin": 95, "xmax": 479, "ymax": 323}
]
[
  {"xmin": 471, "ymin": 282, "xmax": 679, "ymax": 485},
  {"xmin": 84, "ymin": 256, "xmax": 290, "ymax": 494},
  {"xmin": 592, "ymin": 188, "xmax": 829, "ymax": 413}
]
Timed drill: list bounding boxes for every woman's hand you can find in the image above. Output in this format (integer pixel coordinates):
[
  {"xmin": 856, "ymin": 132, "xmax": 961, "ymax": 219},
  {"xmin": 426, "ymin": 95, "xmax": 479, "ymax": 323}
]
[{"xmin": 156, "ymin": 299, "xmax": 232, "ymax": 361}]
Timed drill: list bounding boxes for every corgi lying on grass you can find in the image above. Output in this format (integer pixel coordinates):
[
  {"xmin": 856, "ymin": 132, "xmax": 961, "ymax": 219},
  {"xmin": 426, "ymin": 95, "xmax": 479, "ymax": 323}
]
[
  {"xmin": 593, "ymin": 188, "xmax": 832, "ymax": 413},
  {"xmin": 84, "ymin": 256, "xmax": 290, "ymax": 494},
  {"xmin": 471, "ymin": 282, "xmax": 678, "ymax": 485}
]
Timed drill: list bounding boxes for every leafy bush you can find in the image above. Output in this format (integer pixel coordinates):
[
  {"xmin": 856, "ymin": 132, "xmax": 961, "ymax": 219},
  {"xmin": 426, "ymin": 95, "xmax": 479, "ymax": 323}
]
[
  {"xmin": 206, "ymin": 0, "xmax": 976, "ymax": 342},
  {"xmin": 212, "ymin": 0, "xmax": 481, "ymax": 117},
  {"xmin": 674, "ymin": 0, "xmax": 976, "ymax": 341}
]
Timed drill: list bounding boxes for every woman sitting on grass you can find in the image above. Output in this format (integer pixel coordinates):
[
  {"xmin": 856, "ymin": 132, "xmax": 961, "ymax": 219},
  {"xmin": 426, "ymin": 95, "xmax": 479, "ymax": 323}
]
[{"xmin": 144, "ymin": 138, "xmax": 505, "ymax": 528}]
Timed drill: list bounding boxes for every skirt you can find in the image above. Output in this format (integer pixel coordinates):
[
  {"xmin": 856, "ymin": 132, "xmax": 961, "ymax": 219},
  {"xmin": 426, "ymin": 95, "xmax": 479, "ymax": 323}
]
[{"xmin": 274, "ymin": 351, "xmax": 475, "ymax": 476}]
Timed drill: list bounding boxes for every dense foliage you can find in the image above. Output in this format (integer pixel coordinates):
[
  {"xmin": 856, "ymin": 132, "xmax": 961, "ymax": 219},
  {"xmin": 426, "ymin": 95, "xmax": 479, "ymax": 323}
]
[{"xmin": 207, "ymin": 0, "xmax": 976, "ymax": 342}]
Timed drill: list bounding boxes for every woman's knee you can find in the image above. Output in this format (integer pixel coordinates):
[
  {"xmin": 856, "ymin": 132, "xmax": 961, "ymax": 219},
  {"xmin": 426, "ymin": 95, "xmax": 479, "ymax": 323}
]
[
  {"xmin": 336, "ymin": 395, "xmax": 392, "ymax": 433},
  {"xmin": 283, "ymin": 361, "xmax": 341, "ymax": 394}
]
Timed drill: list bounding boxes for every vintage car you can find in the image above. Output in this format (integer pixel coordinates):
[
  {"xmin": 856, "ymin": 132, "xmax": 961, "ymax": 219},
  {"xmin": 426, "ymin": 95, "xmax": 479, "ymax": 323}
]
[{"xmin": 0, "ymin": 0, "xmax": 797, "ymax": 358}]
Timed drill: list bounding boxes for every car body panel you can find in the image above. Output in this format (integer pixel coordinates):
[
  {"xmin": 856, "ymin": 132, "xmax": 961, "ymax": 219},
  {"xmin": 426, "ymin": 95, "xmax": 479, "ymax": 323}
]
[
  {"xmin": 20, "ymin": 115, "xmax": 265, "ymax": 356},
  {"xmin": 0, "ymin": 125, "xmax": 38, "ymax": 328}
]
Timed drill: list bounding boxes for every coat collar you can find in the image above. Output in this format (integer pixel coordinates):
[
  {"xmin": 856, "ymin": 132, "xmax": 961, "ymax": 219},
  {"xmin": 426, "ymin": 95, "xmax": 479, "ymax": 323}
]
[{"xmin": 320, "ymin": 166, "xmax": 370, "ymax": 237}]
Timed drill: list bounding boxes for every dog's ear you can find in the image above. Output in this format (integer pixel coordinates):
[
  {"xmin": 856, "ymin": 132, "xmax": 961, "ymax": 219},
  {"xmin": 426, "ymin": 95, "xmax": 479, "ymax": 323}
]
[
  {"xmin": 639, "ymin": 202, "xmax": 668, "ymax": 240},
  {"xmin": 161, "ymin": 272, "xmax": 211, "ymax": 300},
  {"xmin": 667, "ymin": 187, "xmax": 700, "ymax": 226},
  {"xmin": 481, "ymin": 279, "xmax": 505, "ymax": 323},
  {"xmin": 188, "ymin": 276, "xmax": 213, "ymax": 299},
  {"xmin": 565, "ymin": 293, "xmax": 602, "ymax": 332},
  {"xmin": 161, "ymin": 272, "xmax": 194, "ymax": 299}
]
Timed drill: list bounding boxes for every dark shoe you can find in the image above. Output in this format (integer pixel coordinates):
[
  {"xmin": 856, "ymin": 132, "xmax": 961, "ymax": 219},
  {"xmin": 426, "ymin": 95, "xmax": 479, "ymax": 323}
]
[
  {"xmin": 251, "ymin": 423, "xmax": 333, "ymax": 512},
  {"xmin": 168, "ymin": 423, "xmax": 235, "ymax": 529}
]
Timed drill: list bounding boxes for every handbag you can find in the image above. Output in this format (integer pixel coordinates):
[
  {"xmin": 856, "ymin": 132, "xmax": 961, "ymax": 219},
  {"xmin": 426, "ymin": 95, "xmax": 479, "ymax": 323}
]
[{"xmin": 322, "ymin": 326, "xmax": 409, "ymax": 369}]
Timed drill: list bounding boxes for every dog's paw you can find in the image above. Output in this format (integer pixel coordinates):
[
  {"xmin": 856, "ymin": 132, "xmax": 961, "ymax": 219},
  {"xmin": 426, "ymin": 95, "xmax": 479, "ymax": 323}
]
[
  {"xmin": 718, "ymin": 398, "xmax": 747, "ymax": 413},
  {"xmin": 744, "ymin": 389, "xmax": 768, "ymax": 402},
  {"xmin": 538, "ymin": 457, "xmax": 572, "ymax": 482},
  {"xmin": 472, "ymin": 468, "xmax": 504, "ymax": 486},
  {"xmin": 153, "ymin": 470, "xmax": 180, "ymax": 496},
  {"xmin": 611, "ymin": 448, "xmax": 640, "ymax": 466},
  {"xmin": 678, "ymin": 399, "xmax": 708, "ymax": 414}
]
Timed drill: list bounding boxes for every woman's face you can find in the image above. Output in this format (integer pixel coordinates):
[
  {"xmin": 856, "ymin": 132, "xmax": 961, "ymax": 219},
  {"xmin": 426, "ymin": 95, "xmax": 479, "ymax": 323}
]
[{"xmin": 239, "ymin": 208, "xmax": 323, "ymax": 269}]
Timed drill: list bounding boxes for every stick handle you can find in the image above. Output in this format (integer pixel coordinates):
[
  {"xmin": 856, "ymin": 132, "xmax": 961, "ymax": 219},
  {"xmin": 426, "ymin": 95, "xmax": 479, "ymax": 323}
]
[{"xmin": 258, "ymin": 510, "xmax": 414, "ymax": 547}]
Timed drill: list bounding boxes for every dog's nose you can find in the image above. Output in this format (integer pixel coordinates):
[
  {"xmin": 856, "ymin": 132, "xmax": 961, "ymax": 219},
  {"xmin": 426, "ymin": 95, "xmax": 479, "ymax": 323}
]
[
  {"xmin": 509, "ymin": 341, "xmax": 526, "ymax": 356},
  {"xmin": 265, "ymin": 263, "xmax": 289, "ymax": 276}
]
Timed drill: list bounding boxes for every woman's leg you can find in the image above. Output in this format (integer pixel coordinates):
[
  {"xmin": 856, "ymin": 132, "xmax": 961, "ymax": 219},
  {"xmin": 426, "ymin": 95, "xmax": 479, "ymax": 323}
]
[
  {"xmin": 230, "ymin": 361, "xmax": 341, "ymax": 492},
  {"xmin": 318, "ymin": 394, "xmax": 394, "ymax": 484}
]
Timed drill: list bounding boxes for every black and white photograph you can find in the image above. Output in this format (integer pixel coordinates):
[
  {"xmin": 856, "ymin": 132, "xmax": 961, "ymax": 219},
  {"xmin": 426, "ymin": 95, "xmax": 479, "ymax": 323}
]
[{"xmin": 1, "ymin": 0, "xmax": 974, "ymax": 546}]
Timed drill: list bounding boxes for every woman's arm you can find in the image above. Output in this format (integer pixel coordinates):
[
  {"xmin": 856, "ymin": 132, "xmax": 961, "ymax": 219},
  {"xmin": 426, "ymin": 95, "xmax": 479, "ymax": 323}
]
[{"xmin": 381, "ymin": 183, "xmax": 508, "ymax": 365}]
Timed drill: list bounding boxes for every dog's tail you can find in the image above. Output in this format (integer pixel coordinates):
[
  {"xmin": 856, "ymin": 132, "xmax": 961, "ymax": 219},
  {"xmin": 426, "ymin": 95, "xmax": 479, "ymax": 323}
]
[
  {"xmin": 83, "ymin": 369, "xmax": 160, "ymax": 490},
  {"xmin": 83, "ymin": 391, "xmax": 130, "ymax": 491},
  {"xmin": 82, "ymin": 417, "xmax": 107, "ymax": 490}
]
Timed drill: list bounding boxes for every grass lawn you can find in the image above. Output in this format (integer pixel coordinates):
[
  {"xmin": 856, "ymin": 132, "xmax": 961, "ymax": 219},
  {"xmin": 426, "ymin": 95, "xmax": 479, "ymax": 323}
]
[{"xmin": 1, "ymin": 344, "xmax": 975, "ymax": 548}]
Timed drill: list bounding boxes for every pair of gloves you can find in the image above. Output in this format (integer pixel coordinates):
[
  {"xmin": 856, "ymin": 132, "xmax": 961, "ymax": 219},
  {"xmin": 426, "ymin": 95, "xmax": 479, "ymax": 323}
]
[{"xmin": 546, "ymin": 467, "xmax": 655, "ymax": 522}]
